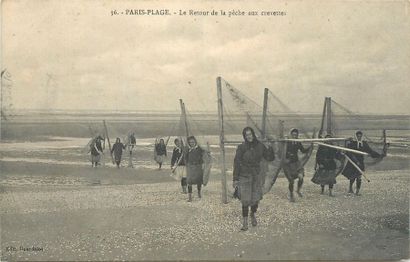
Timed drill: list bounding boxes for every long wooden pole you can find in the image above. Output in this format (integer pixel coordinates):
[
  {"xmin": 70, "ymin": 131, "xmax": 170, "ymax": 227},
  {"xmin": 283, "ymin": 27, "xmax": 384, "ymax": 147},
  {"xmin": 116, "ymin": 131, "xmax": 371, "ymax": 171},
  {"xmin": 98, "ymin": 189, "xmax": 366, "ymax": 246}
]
[
  {"xmin": 326, "ymin": 97, "xmax": 332, "ymax": 135},
  {"xmin": 103, "ymin": 120, "xmax": 115, "ymax": 164},
  {"xmin": 316, "ymin": 142, "xmax": 368, "ymax": 156},
  {"xmin": 261, "ymin": 88, "xmax": 269, "ymax": 139},
  {"xmin": 223, "ymin": 137, "xmax": 347, "ymax": 144},
  {"xmin": 319, "ymin": 97, "xmax": 327, "ymax": 137},
  {"xmin": 179, "ymin": 99, "xmax": 189, "ymax": 137},
  {"xmin": 217, "ymin": 77, "xmax": 228, "ymax": 204},
  {"xmin": 344, "ymin": 154, "xmax": 370, "ymax": 182}
]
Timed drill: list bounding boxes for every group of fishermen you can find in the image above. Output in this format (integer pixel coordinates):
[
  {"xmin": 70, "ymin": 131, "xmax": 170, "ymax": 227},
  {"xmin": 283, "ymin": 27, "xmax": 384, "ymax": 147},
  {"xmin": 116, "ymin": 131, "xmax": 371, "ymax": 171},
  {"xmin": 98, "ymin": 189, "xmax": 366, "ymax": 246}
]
[{"xmin": 89, "ymin": 126, "xmax": 384, "ymax": 231}]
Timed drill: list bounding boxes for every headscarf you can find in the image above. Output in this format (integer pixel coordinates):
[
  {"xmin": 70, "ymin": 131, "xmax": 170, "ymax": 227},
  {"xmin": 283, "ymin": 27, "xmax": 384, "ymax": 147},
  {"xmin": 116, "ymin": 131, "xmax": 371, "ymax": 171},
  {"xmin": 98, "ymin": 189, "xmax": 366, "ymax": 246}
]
[
  {"xmin": 187, "ymin": 136, "xmax": 198, "ymax": 151},
  {"xmin": 242, "ymin": 126, "xmax": 258, "ymax": 147},
  {"xmin": 355, "ymin": 131, "xmax": 363, "ymax": 148}
]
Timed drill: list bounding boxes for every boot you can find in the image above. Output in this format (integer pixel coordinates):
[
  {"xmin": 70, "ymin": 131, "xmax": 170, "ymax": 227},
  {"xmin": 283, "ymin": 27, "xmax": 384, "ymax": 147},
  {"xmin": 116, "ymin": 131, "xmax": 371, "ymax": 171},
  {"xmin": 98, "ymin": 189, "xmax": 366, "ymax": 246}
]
[
  {"xmin": 296, "ymin": 190, "xmax": 303, "ymax": 198},
  {"xmin": 355, "ymin": 188, "xmax": 361, "ymax": 196},
  {"xmin": 198, "ymin": 190, "xmax": 202, "ymax": 199},
  {"xmin": 250, "ymin": 212, "xmax": 257, "ymax": 227},
  {"xmin": 289, "ymin": 192, "xmax": 295, "ymax": 203},
  {"xmin": 348, "ymin": 186, "xmax": 354, "ymax": 194},
  {"xmin": 329, "ymin": 188, "xmax": 334, "ymax": 197},
  {"xmin": 241, "ymin": 217, "xmax": 248, "ymax": 231},
  {"xmin": 188, "ymin": 193, "xmax": 192, "ymax": 202},
  {"xmin": 320, "ymin": 186, "xmax": 325, "ymax": 195},
  {"xmin": 182, "ymin": 186, "xmax": 187, "ymax": 194}
]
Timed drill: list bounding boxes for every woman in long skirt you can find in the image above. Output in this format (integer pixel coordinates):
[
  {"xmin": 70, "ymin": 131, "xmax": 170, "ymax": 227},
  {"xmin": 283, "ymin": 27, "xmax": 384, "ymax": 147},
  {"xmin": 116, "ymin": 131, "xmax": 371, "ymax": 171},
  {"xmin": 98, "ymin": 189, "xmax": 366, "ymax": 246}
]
[
  {"xmin": 311, "ymin": 134, "xmax": 341, "ymax": 196},
  {"xmin": 233, "ymin": 127, "xmax": 275, "ymax": 231},
  {"xmin": 90, "ymin": 136, "xmax": 104, "ymax": 167},
  {"xmin": 111, "ymin": 138, "xmax": 126, "ymax": 168},
  {"xmin": 154, "ymin": 138, "xmax": 167, "ymax": 169},
  {"xmin": 171, "ymin": 138, "xmax": 187, "ymax": 193},
  {"xmin": 186, "ymin": 136, "xmax": 204, "ymax": 202},
  {"xmin": 342, "ymin": 131, "xmax": 382, "ymax": 195}
]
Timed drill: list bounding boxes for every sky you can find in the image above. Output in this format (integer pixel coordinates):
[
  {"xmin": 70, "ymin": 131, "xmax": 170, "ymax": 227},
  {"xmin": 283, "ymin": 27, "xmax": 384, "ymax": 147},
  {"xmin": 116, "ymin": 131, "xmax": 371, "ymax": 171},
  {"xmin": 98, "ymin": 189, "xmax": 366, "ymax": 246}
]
[{"xmin": 2, "ymin": 0, "xmax": 410, "ymax": 114}]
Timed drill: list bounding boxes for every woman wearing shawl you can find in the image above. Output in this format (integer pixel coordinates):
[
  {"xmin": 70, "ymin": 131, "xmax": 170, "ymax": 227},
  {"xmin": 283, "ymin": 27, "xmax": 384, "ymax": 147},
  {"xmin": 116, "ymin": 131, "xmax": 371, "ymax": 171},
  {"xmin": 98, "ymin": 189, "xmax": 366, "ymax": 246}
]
[
  {"xmin": 171, "ymin": 138, "xmax": 187, "ymax": 194},
  {"xmin": 111, "ymin": 138, "xmax": 126, "ymax": 168},
  {"xmin": 186, "ymin": 136, "xmax": 205, "ymax": 202},
  {"xmin": 342, "ymin": 131, "xmax": 382, "ymax": 195},
  {"xmin": 233, "ymin": 127, "xmax": 275, "ymax": 231},
  {"xmin": 154, "ymin": 138, "xmax": 167, "ymax": 170},
  {"xmin": 283, "ymin": 128, "xmax": 311, "ymax": 202},
  {"xmin": 312, "ymin": 134, "xmax": 341, "ymax": 196},
  {"xmin": 90, "ymin": 136, "xmax": 104, "ymax": 168}
]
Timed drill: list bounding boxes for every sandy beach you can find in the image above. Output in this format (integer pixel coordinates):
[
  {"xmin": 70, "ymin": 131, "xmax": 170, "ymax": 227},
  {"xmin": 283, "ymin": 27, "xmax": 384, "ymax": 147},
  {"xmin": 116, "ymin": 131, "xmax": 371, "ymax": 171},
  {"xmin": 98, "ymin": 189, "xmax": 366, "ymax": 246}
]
[{"xmin": 1, "ymin": 158, "xmax": 409, "ymax": 260}]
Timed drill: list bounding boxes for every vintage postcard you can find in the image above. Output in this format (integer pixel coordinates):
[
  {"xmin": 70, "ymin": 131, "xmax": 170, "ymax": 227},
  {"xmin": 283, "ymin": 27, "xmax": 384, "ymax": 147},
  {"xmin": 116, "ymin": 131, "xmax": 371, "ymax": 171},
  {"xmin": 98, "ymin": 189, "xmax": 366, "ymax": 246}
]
[{"xmin": 1, "ymin": 0, "xmax": 409, "ymax": 261}]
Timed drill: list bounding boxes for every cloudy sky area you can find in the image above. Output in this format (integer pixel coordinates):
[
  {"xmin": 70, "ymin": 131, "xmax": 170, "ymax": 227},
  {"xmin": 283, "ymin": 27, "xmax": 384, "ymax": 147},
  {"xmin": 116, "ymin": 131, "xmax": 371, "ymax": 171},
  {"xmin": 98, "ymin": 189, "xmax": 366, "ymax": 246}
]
[{"xmin": 2, "ymin": 0, "xmax": 410, "ymax": 113}]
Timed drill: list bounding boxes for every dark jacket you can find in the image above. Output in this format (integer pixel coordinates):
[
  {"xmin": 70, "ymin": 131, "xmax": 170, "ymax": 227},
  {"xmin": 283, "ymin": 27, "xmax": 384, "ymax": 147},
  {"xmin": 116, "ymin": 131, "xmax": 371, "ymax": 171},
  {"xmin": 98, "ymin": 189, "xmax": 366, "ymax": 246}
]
[
  {"xmin": 155, "ymin": 143, "xmax": 167, "ymax": 156},
  {"xmin": 129, "ymin": 135, "xmax": 136, "ymax": 145},
  {"xmin": 286, "ymin": 142, "xmax": 309, "ymax": 163},
  {"xmin": 111, "ymin": 142, "xmax": 126, "ymax": 159},
  {"xmin": 186, "ymin": 146, "xmax": 203, "ymax": 165},
  {"xmin": 233, "ymin": 140, "xmax": 275, "ymax": 181},
  {"xmin": 171, "ymin": 147, "xmax": 185, "ymax": 166},
  {"xmin": 316, "ymin": 144, "xmax": 341, "ymax": 170},
  {"xmin": 344, "ymin": 140, "xmax": 380, "ymax": 171},
  {"xmin": 91, "ymin": 140, "xmax": 103, "ymax": 156}
]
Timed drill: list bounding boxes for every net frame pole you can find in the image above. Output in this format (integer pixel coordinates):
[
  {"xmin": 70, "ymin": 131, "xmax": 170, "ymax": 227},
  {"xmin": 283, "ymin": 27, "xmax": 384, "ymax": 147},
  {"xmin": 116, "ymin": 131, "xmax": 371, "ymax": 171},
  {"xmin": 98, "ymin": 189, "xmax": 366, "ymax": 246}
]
[
  {"xmin": 319, "ymin": 97, "xmax": 327, "ymax": 137},
  {"xmin": 326, "ymin": 97, "xmax": 332, "ymax": 135},
  {"xmin": 261, "ymin": 88, "xmax": 269, "ymax": 139},
  {"xmin": 103, "ymin": 120, "xmax": 115, "ymax": 164},
  {"xmin": 217, "ymin": 76, "xmax": 228, "ymax": 204},
  {"xmin": 179, "ymin": 99, "xmax": 190, "ymax": 137}
]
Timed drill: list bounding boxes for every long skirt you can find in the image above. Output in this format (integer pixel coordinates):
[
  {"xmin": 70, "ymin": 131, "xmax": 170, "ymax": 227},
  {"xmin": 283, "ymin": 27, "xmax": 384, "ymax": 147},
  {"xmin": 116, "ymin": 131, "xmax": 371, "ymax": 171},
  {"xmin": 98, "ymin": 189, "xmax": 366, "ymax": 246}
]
[
  {"xmin": 114, "ymin": 153, "xmax": 122, "ymax": 163},
  {"xmin": 239, "ymin": 169, "xmax": 263, "ymax": 206},
  {"xmin": 154, "ymin": 154, "xmax": 165, "ymax": 164},
  {"xmin": 311, "ymin": 168, "xmax": 337, "ymax": 185},
  {"xmin": 283, "ymin": 161, "xmax": 304, "ymax": 181},
  {"xmin": 187, "ymin": 164, "xmax": 203, "ymax": 185},
  {"xmin": 342, "ymin": 162, "xmax": 362, "ymax": 180},
  {"xmin": 91, "ymin": 154, "xmax": 101, "ymax": 163},
  {"xmin": 171, "ymin": 166, "xmax": 187, "ymax": 181}
]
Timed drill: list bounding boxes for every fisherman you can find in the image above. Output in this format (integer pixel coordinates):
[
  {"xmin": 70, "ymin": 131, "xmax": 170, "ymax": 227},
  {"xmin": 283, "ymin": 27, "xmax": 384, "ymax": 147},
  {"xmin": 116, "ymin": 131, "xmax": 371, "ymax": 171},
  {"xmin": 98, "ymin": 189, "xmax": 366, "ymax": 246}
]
[
  {"xmin": 342, "ymin": 131, "xmax": 382, "ymax": 196},
  {"xmin": 90, "ymin": 135, "xmax": 104, "ymax": 168},
  {"xmin": 233, "ymin": 127, "xmax": 275, "ymax": 231},
  {"xmin": 283, "ymin": 128, "xmax": 312, "ymax": 202},
  {"xmin": 111, "ymin": 138, "xmax": 126, "ymax": 168},
  {"xmin": 185, "ymin": 136, "xmax": 205, "ymax": 202},
  {"xmin": 154, "ymin": 138, "xmax": 167, "ymax": 170},
  {"xmin": 171, "ymin": 138, "xmax": 187, "ymax": 194},
  {"xmin": 311, "ymin": 134, "xmax": 341, "ymax": 196}
]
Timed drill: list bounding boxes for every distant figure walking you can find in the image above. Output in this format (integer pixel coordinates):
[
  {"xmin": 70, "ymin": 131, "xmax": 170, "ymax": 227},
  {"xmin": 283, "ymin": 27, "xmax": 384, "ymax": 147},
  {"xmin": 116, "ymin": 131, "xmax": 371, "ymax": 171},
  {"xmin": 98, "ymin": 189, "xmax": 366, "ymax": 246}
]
[
  {"xmin": 171, "ymin": 138, "xmax": 187, "ymax": 194},
  {"xmin": 128, "ymin": 133, "xmax": 137, "ymax": 168},
  {"xmin": 154, "ymin": 138, "xmax": 167, "ymax": 169},
  {"xmin": 90, "ymin": 136, "xmax": 104, "ymax": 168},
  {"xmin": 111, "ymin": 138, "xmax": 126, "ymax": 168}
]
